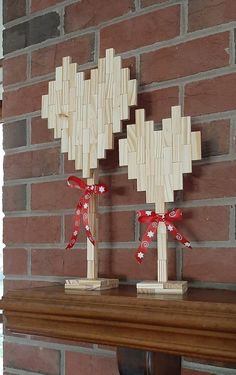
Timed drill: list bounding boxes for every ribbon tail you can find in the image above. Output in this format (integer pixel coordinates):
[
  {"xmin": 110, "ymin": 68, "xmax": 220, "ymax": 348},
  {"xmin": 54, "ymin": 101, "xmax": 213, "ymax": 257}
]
[
  {"xmin": 66, "ymin": 232, "xmax": 79, "ymax": 250},
  {"xmin": 66, "ymin": 200, "xmax": 82, "ymax": 250},
  {"xmin": 81, "ymin": 205, "xmax": 95, "ymax": 246},
  {"xmin": 135, "ymin": 222, "xmax": 158, "ymax": 263},
  {"xmin": 166, "ymin": 221, "xmax": 192, "ymax": 249}
]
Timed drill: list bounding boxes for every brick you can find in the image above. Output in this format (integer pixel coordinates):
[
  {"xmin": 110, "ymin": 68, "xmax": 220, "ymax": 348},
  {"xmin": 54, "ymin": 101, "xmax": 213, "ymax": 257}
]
[
  {"xmin": 65, "ymin": 352, "xmax": 119, "ymax": 375},
  {"xmin": 176, "ymin": 206, "xmax": 229, "ymax": 242},
  {"xmin": 188, "ymin": 0, "xmax": 236, "ymax": 32},
  {"xmin": 192, "ymin": 120, "xmax": 230, "ymax": 157},
  {"xmin": 31, "ymin": 0, "xmax": 64, "ymax": 12},
  {"xmin": 184, "ymin": 73, "xmax": 236, "ymax": 117},
  {"xmin": 3, "ymin": 55, "xmax": 27, "ymax": 86},
  {"xmin": 31, "ymin": 34, "xmax": 95, "ymax": 77},
  {"xmin": 3, "ymin": 216, "xmax": 61, "ymax": 244},
  {"xmin": 31, "ymin": 117, "xmax": 54, "ymax": 144},
  {"xmin": 183, "ymin": 248, "xmax": 236, "ymax": 283},
  {"xmin": 4, "ymin": 148, "xmax": 60, "ymax": 180},
  {"xmin": 100, "ymin": 211, "xmax": 135, "ymax": 242},
  {"xmin": 141, "ymin": 0, "xmax": 169, "ymax": 7},
  {"xmin": 4, "ymin": 342, "xmax": 60, "ymax": 375},
  {"xmin": 3, "ymin": 12, "xmax": 60, "ymax": 54},
  {"xmin": 99, "ymin": 174, "xmax": 146, "ymax": 206},
  {"xmin": 3, "ymin": 0, "xmax": 26, "ymax": 23},
  {"xmin": 31, "ymin": 248, "xmax": 86, "ymax": 277},
  {"xmin": 141, "ymin": 33, "xmax": 229, "ymax": 85},
  {"xmin": 65, "ymin": 211, "xmax": 135, "ymax": 243},
  {"xmin": 64, "ymin": 0, "xmax": 135, "ymax": 34},
  {"xmin": 3, "ymin": 184, "xmax": 27, "ymax": 212},
  {"xmin": 183, "ymin": 161, "xmax": 236, "ymax": 201},
  {"xmin": 100, "ymin": 5, "xmax": 180, "ymax": 54},
  {"xmin": 99, "ymin": 248, "xmax": 176, "ymax": 281},
  {"xmin": 31, "ymin": 180, "xmax": 83, "ymax": 210},
  {"xmin": 32, "ymin": 246, "xmax": 175, "ymax": 281},
  {"xmin": 139, "ymin": 87, "xmax": 179, "ymax": 123},
  {"xmin": 3, "ymin": 81, "xmax": 49, "ymax": 118},
  {"xmin": 31, "ymin": 335, "xmax": 93, "ymax": 348},
  {"xmin": 4, "ymin": 248, "xmax": 28, "ymax": 275},
  {"xmin": 3, "ymin": 120, "xmax": 27, "ymax": 149}
]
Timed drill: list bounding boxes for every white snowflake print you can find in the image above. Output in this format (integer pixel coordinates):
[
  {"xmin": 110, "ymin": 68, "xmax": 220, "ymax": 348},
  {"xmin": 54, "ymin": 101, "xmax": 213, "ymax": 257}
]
[
  {"xmin": 90, "ymin": 186, "xmax": 94, "ymax": 190},
  {"xmin": 83, "ymin": 203, "xmax": 88, "ymax": 209},
  {"xmin": 184, "ymin": 242, "xmax": 191, "ymax": 247},
  {"xmin": 167, "ymin": 225, "xmax": 174, "ymax": 231},
  {"xmin": 99, "ymin": 186, "xmax": 105, "ymax": 193},
  {"xmin": 73, "ymin": 231, "xmax": 78, "ymax": 236},
  {"xmin": 137, "ymin": 252, "xmax": 144, "ymax": 259},
  {"xmin": 145, "ymin": 211, "xmax": 152, "ymax": 216},
  {"xmin": 147, "ymin": 231, "xmax": 154, "ymax": 238},
  {"xmin": 85, "ymin": 225, "xmax": 90, "ymax": 231}
]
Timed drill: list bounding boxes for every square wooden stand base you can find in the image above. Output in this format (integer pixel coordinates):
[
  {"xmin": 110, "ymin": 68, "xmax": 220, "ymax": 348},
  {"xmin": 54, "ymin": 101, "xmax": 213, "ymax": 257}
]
[
  {"xmin": 137, "ymin": 280, "xmax": 188, "ymax": 295},
  {"xmin": 65, "ymin": 278, "xmax": 119, "ymax": 291}
]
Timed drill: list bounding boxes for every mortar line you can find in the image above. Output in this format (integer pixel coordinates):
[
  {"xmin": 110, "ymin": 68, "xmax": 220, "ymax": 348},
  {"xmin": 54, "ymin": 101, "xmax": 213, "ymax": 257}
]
[
  {"xmin": 183, "ymin": 359, "xmax": 236, "ymax": 374},
  {"xmin": 135, "ymin": 0, "xmax": 141, "ymax": 11},
  {"xmin": 61, "ymin": 215, "xmax": 65, "ymax": 244},
  {"xmin": 60, "ymin": 349, "xmax": 65, "ymax": 375},
  {"xmin": 3, "ymin": 107, "xmax": 235, "ymax": 128},
  {"xmin": 4, "ymin": 240, "xmax": 236, "ymax": 250},
  {"xmin": 3, "ymin": 0, "xmax": 77, "ymax": 28},
  {"xmin": 176, "ymin": 248, "xmax": 183, "ymax": 281},
  {"xmin": 59, "ymin": 5, "xmax": 65, "ymax": 37},
  {"xmin": 4, "ymin": 10, "xmax": 236, "ymax": 60},
  {"xmin": 26, "ymin": 0, "xmax": 31, "ymax": 15},
  {"xmin": 230, "ymin": 204, "xmax": 236, "ymax": 246},
  {"xmin": 229, "ymin": 116, "xmax": 236, "ymax": 156},
  {"xmin": 180, "ymin": 0, "xmax": 188, "ymax": 36},
  {"xmin": 4, "ymin": 368, "xmax": 46, "ymax": 375},
  {"xmin": 26, "ymin": 182, "xmax": 31, "ymax": 211},
  {"xmin": 26, "ymin": 51, "xmax": 31, "ymax": 80},
  {"xmin": 3, "ymin": 0, "xmax": 181, "ymax": 30},
  {"xmin": 4, "ymin": 334, "xmax": 116, "ymax": 356},
  {"xmin": 179, "ymin": 83, "xmax": 184, "ymax": 108},
  {"xmin": 26, "ymin": 117, "xmax": 31, "ymax": 147},
  {"xmin": 4, "ymin": 64, "xmax": 236, "ymax": 101},
  {"xmin": 4, "ymin": 141, "xmax": 61, "ymax": 154},
  {"xmin": 27, "ymin": 247, "xmax": 32, "ymax": 276},
  {"xmin": 229, "ymin": 29, "xmax": 235, "ymax": 66},
  {"xmin": 3, "ymin": 196, "xmax": 236, "ymax": 218}
]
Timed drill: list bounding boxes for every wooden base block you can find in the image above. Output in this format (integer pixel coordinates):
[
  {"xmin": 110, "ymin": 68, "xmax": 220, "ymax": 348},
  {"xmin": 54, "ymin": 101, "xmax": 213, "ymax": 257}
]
[
  {"xmin": 65, "ymin": 278, "xmax": 119, "ymax": 291},
  {"xmin": 136, "ymin": 280, "xmax": 188, "ymax": 295}
]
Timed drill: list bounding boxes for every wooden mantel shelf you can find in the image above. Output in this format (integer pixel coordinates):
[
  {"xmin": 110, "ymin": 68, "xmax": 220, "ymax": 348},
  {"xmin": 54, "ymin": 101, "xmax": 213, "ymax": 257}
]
[{"xmin": 1, "ymin": 285, "xmax": 236, "ymax": 363}]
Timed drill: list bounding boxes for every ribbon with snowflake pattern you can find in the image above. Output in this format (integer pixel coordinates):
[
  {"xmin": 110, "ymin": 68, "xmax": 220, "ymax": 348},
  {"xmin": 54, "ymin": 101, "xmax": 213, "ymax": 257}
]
[
  {"xmin": 136, "ymin": 208, "xmax": 191, "ymax": 263},
  {"xmin": 66, "ymin": 176, "xmax": 108, "ymax": 250}
]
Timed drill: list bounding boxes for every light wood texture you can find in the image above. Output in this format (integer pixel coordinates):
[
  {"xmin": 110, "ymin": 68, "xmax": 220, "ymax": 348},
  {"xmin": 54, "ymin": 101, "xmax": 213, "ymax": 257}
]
[
  {"xmin": 65, "ymin": 278, "xmax": 119, "ymax": 290},
  {"xmin": 2, "ymin": 285, "xmax": 236, "ymax": 364},
  {"xmin": 86, "ymin": 172, "xmax": 98, "ymax": 279},
  {"xmin": 136, "ymin": 281, "xmax": 188, "ymax": 294},
  {"xmin": 41, "ymin": 49, "xmax": 137, "ymax": 179},
  {"xmin": 119, "ymin": 106, "xmax": 201, "ymax": 292}
]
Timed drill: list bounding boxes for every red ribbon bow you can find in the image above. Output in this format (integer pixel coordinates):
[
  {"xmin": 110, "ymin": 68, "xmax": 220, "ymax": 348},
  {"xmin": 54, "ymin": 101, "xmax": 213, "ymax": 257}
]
[
  {"xmin": 66, "ymin": 176, "xmax": 108, "ymax": 250},
  {"xmin": 136, "ymin": 208, "xmax": 191, "ymax": 263}
]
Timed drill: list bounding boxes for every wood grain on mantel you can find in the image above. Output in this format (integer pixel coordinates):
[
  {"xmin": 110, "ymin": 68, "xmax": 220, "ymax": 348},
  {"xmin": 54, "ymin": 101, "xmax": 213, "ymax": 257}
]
[{"xmin": 1, "ymin": 285, "xmax": 236, "ymax": 363}]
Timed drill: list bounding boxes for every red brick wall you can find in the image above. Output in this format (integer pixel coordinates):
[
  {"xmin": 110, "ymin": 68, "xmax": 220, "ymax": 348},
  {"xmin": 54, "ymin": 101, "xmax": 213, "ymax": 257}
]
[{"xmin": 2, "ymin": 0, "xmax": 236, "ymax": 374}]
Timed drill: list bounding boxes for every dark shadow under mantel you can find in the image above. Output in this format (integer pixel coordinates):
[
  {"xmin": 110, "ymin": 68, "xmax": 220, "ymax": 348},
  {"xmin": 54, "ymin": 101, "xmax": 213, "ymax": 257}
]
[{"xmin": 1, "ymin": 285, "xmax": 236, "ymax": 364}]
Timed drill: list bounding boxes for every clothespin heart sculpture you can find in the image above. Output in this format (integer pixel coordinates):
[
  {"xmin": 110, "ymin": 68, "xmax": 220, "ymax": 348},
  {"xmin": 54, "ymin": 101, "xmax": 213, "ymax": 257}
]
[
  {"xmin": 119, "ymin": 106, "xmax": 201, "ymax": 294},
  {"xmin": 41, "ymin": 48, "xmax": 138, "ymax": 290}
]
